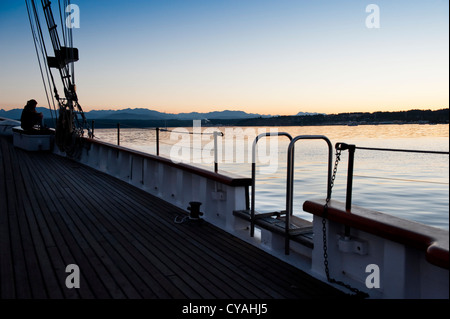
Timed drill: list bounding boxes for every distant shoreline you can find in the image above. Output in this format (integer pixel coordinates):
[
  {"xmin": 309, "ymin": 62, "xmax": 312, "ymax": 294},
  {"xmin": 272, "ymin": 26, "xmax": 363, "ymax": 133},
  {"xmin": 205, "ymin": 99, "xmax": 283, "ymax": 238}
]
[
  {"xmin": 2, "ymin": 107, "xmax": 448, "ymax": 129},
  {"xmin": 82, "ymin": 120, "xmax": 449, "ymax": 129},
  {"xmin": 77, "ymin": 109, "xmax": 449, "ymax": 129}
]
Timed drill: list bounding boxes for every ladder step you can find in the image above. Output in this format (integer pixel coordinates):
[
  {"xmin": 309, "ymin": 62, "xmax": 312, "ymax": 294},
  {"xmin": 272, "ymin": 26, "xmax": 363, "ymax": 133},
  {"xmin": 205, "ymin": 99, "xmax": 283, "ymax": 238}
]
[
  {"xmin": 233, "ymin": 210, "xmax": 312, "ymax": 234},
  {"xmin": 233, "ymin": 210, "xmax": 314, "ymax": 248},
  {"xmin": 257, "ymin": 216, "xmax": 313, "ymax": 235},
  {"xmin": 233, "ymin": 210, "xmax": 280, "ymax": 221}
]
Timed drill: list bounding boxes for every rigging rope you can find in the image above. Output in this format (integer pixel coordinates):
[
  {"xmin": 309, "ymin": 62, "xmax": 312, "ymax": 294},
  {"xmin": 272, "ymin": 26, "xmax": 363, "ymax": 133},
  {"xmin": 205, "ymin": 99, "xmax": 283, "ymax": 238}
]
[
  {"xmin": 26, "ymin": 1, "xmax": 53, "ymax": 123},
  {"xmin": 26, "ymin": 0, "xmax": 60, "ymax": 126},
  {"xmin": 26, "ymin": 0, "xmax": 92, "ymax": 152},
  {"xmin": 58, "ymin": 0, "xmax": 66, "ymax": 48}
]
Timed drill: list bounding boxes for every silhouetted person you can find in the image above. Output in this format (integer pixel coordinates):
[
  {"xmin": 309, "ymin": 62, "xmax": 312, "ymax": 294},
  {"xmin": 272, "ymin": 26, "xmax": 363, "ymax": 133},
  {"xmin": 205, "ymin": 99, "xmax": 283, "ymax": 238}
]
[{"xmin": 21, "ymin": 99, "xmax": 43, "ymax": 130}]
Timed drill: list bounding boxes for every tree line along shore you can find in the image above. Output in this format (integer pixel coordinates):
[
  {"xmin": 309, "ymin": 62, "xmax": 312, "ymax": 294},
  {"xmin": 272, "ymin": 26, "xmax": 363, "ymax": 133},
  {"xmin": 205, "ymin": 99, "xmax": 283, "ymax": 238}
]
[{"xmin": 41, "ymin": 108, "xmax": 449, "ymax": 129}]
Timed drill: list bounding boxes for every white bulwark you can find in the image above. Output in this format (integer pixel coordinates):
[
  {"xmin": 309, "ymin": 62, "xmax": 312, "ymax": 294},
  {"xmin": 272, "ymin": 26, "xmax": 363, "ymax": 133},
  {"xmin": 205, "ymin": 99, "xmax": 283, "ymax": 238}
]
[{"xmin": 12, "ymin": 127, "xmax": 54, "ymax": 151}]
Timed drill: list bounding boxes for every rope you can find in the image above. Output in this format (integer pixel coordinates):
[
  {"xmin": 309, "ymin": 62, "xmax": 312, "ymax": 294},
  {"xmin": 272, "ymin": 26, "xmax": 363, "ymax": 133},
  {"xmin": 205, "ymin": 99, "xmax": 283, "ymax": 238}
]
[
  {"xmin": 28, "ymin": 0, "xmax": 61, "ymax": 122},
  {"xmin": 58, "ymin": 0, "xmax": 67, "ymax": 47},
  {"xmin": 356, "ymin": 146, "xmax": 449, "ymax": 155},
  {"xmin": 27, "ymin": 0, "xmax": 61, "ymax": 126},
  {"xmin": 26, "ymin": 0, "xmax": 54, "ymax": 124},
  {"xmin": 174, "ymin": 215, "xmax": 189, "ymax": 224},
  {"xmin": 67, "ymin": 0, "xmax": 75, "ymax": 84}
]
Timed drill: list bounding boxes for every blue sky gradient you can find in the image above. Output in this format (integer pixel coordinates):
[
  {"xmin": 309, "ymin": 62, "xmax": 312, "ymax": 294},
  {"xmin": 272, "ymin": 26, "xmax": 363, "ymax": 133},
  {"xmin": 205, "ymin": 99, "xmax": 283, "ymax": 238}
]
[{"xmin": 0, "ymin": 0, "xmax": 448, "ymax": 115}]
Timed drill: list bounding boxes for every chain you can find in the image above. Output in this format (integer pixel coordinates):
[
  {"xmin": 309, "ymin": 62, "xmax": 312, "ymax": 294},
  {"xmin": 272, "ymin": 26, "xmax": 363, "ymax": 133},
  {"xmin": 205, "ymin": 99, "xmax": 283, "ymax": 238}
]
[{"xmin": 322, "ymin": 147, "xmax": 369, "ymax": 298}]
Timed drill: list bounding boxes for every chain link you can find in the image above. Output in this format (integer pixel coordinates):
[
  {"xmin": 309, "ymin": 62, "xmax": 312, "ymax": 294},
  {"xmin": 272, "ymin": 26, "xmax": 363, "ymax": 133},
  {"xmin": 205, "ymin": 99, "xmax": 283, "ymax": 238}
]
[{"xmin": 322, "ymin": 147, "xmax": 369, "ymax": 298}]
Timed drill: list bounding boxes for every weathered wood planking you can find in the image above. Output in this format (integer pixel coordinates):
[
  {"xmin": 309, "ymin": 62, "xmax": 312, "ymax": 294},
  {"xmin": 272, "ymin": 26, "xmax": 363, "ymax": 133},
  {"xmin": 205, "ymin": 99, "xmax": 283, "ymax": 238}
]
[{"xmin": 0, "ymin": 136, "xmax": 346, "ymax": 299}]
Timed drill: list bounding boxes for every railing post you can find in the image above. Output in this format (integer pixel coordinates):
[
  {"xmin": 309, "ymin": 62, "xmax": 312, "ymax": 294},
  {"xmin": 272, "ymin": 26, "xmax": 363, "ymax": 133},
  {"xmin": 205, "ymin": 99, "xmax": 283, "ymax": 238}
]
[
  {"xmin": 346, "ymin": 145, "xmax": 356, "ymax": 212},
  {"xmin": 91, "ymin": 120, "xmax": 95, "ymax": 138},
  {"xmin": 336, "ymin": 142, "xmax": 356, "ymax": 239},
  {"xmin": 117, "ymin": 123, "xmax": 120, "ymax": 146},
  {"xmin": 345, "ymin": 144, "xmax": 356, "ymax": 238},
  {"xmin": 213, "ymin": 131, "xmax": 222, "ymax": 173},
  {"xmin": 156, "ymin": 127, "xmax": 160, "ymax": 156}
]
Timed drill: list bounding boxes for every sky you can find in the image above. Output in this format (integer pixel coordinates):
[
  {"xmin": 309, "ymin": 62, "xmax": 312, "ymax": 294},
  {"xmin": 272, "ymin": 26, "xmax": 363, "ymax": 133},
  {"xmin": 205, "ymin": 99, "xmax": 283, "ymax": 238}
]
[{"xmin": 0, "ymin": 0, "xmax": 448, "ymax": 115}]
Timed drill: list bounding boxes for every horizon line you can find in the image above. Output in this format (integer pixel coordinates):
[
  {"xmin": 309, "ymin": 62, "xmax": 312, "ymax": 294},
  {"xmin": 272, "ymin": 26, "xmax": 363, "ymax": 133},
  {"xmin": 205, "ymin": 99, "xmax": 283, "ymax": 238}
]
[{"xmin": 1, "ymin": 106, "xmax": 448, "ymax": 117}]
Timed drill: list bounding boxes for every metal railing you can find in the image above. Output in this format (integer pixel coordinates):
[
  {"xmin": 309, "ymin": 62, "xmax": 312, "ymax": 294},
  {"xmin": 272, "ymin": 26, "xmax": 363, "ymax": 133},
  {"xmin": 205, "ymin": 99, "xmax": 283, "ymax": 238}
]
[
  {"xmin": 91, "ymin": 121, "xmax": 224, "ymax": 173},
  {"xmin": 285, "ymin": 135, "xmax": 333, "ymax": 254},
  {"xmin": 334, "ymin": 143, "xmax": 449, "ymax": 238},
  {"xmin": 249, "ymin": 133, "xmax": 333, "ymax": 254},
  {"xmin": 250, "ymin": 132, "xmax": 293, "ymax": 237}
]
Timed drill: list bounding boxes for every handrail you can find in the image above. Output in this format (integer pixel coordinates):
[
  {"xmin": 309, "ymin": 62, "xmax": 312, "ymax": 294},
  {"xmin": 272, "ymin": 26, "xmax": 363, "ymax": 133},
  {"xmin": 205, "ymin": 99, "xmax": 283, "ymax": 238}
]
[
  {"xmin": 285, "ymin": 135, "xmax": 333, "ymax": 254},
  {"xmin": 334, "ymin": 142, "xmax": 448, "ymax": 238},
  {"xmin": 102, "ymin": 123, "xmax": 224, "ymax": 172},
  {"xmin": 303, "ymin": 199, "xmax": 449, "ymax": 269},
  {"xmin": 250, "ymin": 132, "xmax": 293, "ymax": 237}
]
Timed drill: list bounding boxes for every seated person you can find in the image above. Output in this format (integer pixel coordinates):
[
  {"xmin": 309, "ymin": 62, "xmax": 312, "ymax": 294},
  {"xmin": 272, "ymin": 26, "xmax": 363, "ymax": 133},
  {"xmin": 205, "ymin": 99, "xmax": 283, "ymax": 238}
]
[{"xmin": 21, "ymin": 99, "xmax": 43, "ymax": 130}]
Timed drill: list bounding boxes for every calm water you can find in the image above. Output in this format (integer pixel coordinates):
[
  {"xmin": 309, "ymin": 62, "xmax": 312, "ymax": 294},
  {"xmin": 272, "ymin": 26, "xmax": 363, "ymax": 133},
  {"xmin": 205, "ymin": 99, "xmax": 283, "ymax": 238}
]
[{"xmin": 94, "ymin": 124, "xmax": 449, "ymax": 230}]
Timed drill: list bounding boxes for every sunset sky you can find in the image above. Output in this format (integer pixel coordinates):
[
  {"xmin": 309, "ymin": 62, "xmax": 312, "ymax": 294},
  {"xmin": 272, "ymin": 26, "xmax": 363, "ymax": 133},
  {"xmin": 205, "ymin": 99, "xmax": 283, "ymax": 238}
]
[{"xmin": 0, "ymin": 0, "xmax": 448, "ymax": 115}]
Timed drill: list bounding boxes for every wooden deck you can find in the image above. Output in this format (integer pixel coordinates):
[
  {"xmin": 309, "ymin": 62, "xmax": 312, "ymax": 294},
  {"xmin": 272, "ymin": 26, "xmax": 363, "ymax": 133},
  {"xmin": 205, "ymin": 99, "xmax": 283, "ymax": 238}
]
[{"xmin": 0, "ymin": 136, "xmax": 346, "ymax": 299}]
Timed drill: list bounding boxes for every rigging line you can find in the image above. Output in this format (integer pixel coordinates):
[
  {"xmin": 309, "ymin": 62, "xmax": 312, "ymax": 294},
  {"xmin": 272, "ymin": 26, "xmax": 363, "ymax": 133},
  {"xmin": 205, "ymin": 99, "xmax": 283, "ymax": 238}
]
[
  {"xmin": 41, "ymin": 0, "xmax": 71, "ymax": 99},
  {"xmin": 33, "ymin": 5, "xmax": 59, "ymax": 126},
  {"xmin": 355, "ymin": 146, "xmax": 449, "ymax": 155},
  {"xmin": 353, "ymin": 174, "xmax": 449, "ymax": 185},
  {"xmin": 58, "ymin": 0, "xmax": 66, "ymax": 47},
  {"xmin": 74, "ymin": 102, "xmax": 90, "ymax": 134},
  {"xmin": 34, "ymin": 6, "xmax": 59, "ymax": 124},
  {"xmin": 74, "ymin": 102, "xmax": 88, "ymax": 129},
  {"xmin": 26, "ymin": 0, "xmax": 56, "ymax": 125},
  {"xmin": 60, "ymin": 0, "xmax": 75, "ymax": 86},
  {"xmin": 69, "ymin": 0, "xmax": 75, "ymax": 84},
  {"xmin": 31, "ymin": 0, "xmax": 60, "ymax": 102}
]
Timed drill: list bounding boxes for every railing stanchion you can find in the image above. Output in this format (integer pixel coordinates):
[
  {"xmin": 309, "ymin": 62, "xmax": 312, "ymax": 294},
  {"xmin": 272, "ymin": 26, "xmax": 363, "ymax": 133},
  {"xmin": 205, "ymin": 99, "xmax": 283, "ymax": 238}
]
[
  {"xmin": 156, "ymin": 127, "xmax": 160, "ymax": 156},
  {"xmin": 345, "ymin": 144, "xmax": 356, "ymax": 238},
  {"xmin": 117, "ymin": 123, "xmax": 120, "ymax": 146},
  {"xmin": 335, "ymin": 142, "xmax": 356, "ymax": 238},
  {"xmin": 213, "ymin": 131, "xmax": 222, "ymax": 173}
]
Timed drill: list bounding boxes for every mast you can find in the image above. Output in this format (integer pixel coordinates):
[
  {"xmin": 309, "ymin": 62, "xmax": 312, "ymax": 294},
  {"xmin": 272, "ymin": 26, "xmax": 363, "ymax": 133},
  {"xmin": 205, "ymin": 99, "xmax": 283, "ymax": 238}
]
[{"xmin": 26, "ymin": 0, "xmax": 91, "ymax": 155}]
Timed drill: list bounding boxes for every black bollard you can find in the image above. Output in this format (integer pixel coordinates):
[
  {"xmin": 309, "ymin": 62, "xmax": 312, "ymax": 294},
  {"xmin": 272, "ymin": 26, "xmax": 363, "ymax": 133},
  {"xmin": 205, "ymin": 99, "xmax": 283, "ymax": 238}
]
[{"xmin": 187, "ymin": 201, "xmax": 203, "ymax": 220}]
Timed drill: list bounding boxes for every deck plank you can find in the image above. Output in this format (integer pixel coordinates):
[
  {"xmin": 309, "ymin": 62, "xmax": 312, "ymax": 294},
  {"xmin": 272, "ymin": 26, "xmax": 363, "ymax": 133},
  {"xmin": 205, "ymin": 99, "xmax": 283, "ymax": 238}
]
[
  {"xmin": 9, "ymin": 145, "xmax": 53, "ymax": 299},
  {"xmin": 3, "ymin": 139, "xmax": 32, "ymax": 298},
  {"xmin": 71, "ymin": 168, "xmax": 279, "ymax": 298},
  {"xmin": 0, "ymin": 136, "xmax": 346, "ymax": 299},
  {"xmin": 0, "ymin": 138, "xmax": 15, "ymax": 298},
  {"xmin": 71, "ymin": 171, "xmax": 268, "ymax": 298}
]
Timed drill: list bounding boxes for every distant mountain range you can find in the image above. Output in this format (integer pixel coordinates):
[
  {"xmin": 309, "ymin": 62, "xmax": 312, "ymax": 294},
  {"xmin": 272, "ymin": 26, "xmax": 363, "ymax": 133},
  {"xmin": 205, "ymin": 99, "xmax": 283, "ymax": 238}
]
[
  {"xmin": 1, "ymin": 107, "xmax": 316, "ymax": 121},
  {"xmin": 2, "ymin": 107, "xmax": 446, "ymax": 127},
  {"xmin": 86, "ymin": 108, "xmax": 275, "ymax": 120}
]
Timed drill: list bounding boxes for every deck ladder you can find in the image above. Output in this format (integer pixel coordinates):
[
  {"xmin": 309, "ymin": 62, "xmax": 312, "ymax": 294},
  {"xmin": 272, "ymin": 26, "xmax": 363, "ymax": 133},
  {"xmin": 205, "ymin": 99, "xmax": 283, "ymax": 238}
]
[{"xmin": 234, "ymin": 134, "xmax": 333, "ymax": 254}]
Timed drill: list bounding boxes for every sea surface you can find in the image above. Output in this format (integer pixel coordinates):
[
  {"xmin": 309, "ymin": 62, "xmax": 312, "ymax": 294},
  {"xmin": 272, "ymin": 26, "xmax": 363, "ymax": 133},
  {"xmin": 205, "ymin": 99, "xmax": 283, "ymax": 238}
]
[{"xmin": 93, "ymin": 124, "xmax": 449, "ymax": 230}]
